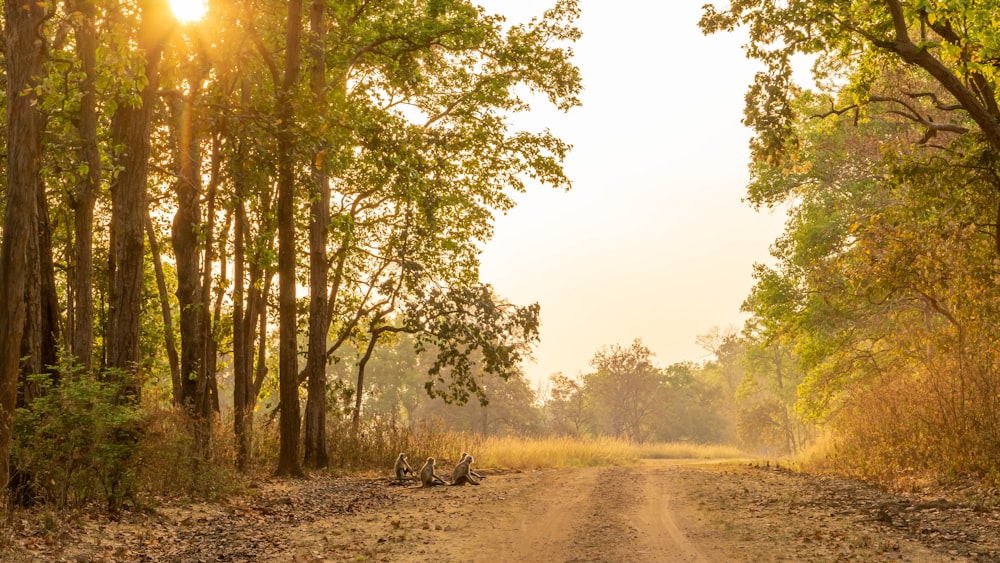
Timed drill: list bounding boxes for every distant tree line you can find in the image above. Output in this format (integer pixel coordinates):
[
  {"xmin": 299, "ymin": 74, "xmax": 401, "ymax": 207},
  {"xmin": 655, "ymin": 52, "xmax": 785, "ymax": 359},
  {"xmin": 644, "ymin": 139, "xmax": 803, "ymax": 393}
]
[
  {"xmin": 545, "ymin": 340, "xmax": 734, "ymax": 444},
  {"xmin": 346, "ymin": 330, "xmax": 814, "ymax": 455}
]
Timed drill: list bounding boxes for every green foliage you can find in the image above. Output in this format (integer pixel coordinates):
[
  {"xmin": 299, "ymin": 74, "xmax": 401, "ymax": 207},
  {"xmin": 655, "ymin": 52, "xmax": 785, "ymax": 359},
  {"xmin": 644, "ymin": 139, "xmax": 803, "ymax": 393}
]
[
  {"xmin": 701, "ymin": 0, "xmax": 1000, "ymax": 160},
  {"xmin": 546, "ymin": 340, "xmax": 737, "ymax": 445},
  {"xmin": 407, "ymin": 284, "xmax": 540, "ymax": 406},
  {"xmin": 656, "ymin": 362, "xmax": 734, "ymax": 444},
  {"xmin": 736, "ymin": 399, "xmax": 794, "ymax": 457},
  {"xmin": 546, "ymin": 372, "xmax": 588, "ymax": 436},
  {"xmin": 709, "ymin": 1, "xmax": 1000, "ymax": 479},
  {"xmin": 4, "ymin": 0, "xmax": 584, "ymax": 489},
  {"xmin": 12, "ymin": 362, "xmax": 144, "ymax": 511},
  {"xmin": 582, "ymin": 340, "xmax": 663, "ymax": 442}
]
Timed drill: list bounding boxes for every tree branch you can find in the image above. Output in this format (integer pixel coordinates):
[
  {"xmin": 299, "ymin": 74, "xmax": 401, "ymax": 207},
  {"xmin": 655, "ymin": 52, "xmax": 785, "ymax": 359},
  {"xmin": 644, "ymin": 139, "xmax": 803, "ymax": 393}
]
[{"xmin": 879, "ymin": 0, "xmax": 1000, "ymax": 152}]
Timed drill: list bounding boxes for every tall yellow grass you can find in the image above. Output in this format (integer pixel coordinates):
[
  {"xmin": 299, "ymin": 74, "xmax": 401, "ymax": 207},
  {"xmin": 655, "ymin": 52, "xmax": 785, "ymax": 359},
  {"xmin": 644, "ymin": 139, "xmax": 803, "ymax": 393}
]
[
  {"xmin": 475, "ymin": 436, "xmax": 638, "ymax": 469},
  {"xmin": 334, "ymin": 417, "xmax": 748, "ymax": 473},
  {"xmin": 464, "ymin": 437, "xmax": 746, "ymax": 470},
  {"xmin": 635, "ymin": 442, "xmax": 747, "ymax": 460},
  {"xmin": 784, "ymin": 431, "xmax": 841, "ymax": 474}
]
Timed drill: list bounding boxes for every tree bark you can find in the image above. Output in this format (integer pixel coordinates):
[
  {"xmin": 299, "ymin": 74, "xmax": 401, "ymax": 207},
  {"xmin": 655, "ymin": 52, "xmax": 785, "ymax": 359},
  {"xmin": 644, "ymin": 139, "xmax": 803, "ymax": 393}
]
[
  {"xmin": 108, "ymin": 0, "xmax": 172, "ymax": 396},
  {"xmin": 351, "ymin": 324, "xmax": 406, "ymax": 435},
  {"xmin": 203, "ymin": 142, "xmax": 227, "ymax": 418},
  {"xmin": 146, "ymin": 213, "xmax": 182, "ymax": 403},
  {"xmin": 170, "ymin": 90, "xmax": 205, "ymax": 414},
  {"xmin": 276, "ymin": 0, "xmax": 304, "ymax": 477},
  {"xmin": 879, "ymin": 0, "xmax": 1000, "ymax": 152},
  {"xmin": 303, "ymin": 0, "xmax": 330, "ymax": 470},
  {"xmin": 19, "ymin": 181, "xmax": 60, "ymax": 406},
  {"xmin": 71, "ymin": 0, "xmax": 100, "ymax": 373},
  {"xmin": 1, "ymin": 0, "xmax": 46, "ymax": 498},
  {"xmin": 231, "ymin": 67, "xmax": 271, "ymax": 471},
  {"xmin": 233, "ymin": 167, "xmax": 251, "ymax": 471},
  {"xmin": 234, "ymin": 217, "xmax": 272, "ymax": 471}
]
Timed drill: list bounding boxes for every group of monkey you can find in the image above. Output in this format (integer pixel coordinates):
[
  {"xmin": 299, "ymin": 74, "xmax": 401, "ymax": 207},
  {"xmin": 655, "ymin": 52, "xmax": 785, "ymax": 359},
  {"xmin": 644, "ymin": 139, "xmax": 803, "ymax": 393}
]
[{"xmin": 393, "ymin": 452, "xmax": 485, "ymax": 487}]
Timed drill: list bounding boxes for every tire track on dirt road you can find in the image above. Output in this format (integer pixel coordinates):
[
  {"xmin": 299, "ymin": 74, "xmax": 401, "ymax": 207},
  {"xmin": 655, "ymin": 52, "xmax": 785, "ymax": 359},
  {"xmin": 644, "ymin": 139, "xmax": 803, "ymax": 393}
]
[
  {"xmin": 473, "ymin": 467, "xmax": 597, "ymax": 561},
  {"xmin": 633, "ymin": 464, "xmax": 714, "ymax": 562},
  {"xmin": 471, "ymin": 465, "xmax": 717, "ymax": 562}
]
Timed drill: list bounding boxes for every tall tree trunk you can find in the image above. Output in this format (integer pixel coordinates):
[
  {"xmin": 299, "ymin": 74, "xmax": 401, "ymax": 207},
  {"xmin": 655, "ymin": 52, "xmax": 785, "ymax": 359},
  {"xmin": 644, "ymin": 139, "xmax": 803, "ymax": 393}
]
[
  {"xmin": 234, "ymin": 252, "xmax": 271, "ymax": 470},
  {"xmin": 171, "ymin": 90, "xmax": 202, "ymax": 409},
  {"xmin": 20, "ymin": 182, "xmax": 60, "ymax": 406},
  {"xmin": 351, "ymin": 323, "xmax": 401, "ymax": 436},
  {"xmin": 1, "ymin": 0, "xmax": 46, "ymax": 498},
  {"xmin": 231, "ymin": 150, "xmax": 275, "ymax": 468},
  {"xmin": 253, "ymin": 286, "xmax": 270, "ymax": 400},
  {"xmin": 20, "ymin": 199, "xmax": 44, "ymax": 408},
  {"xmin": 232, "ymin": 68, "xmax": 260, "ymax": 471},
  {"xmin": 276, "ymin": 0, "xmax": 304, "ymax": 477},
  {"xmin": 146, "ymin": 213, "xmax": 181, "ymax": 401},
  {"xmin": 172, "ymin": 56, "xmax": 223, "ymax": 459},
  {"xmin": 351, "ymin": 329, "xmax": 381, "ymax": 438},
  {"xmin": 233, "ymin": 169, "xmax": 251, "ymax": 471},
  {"xmin": 303, "ymin": 0, "xmax": 330, "ymax": 470},
  {"xmin": 203, "ymin": 145, "xmax": 228, "ymax": 418},
  {"xmin": 71, "ymin": 0, "xmax": 100, "ymax": 373},
  {"xmin": 108, "ymin": 0, "xmax": 172, "ymax": 396},
  {"xmin": 37, "ymin": 191, "xmax": 61, "ymax": 384}
]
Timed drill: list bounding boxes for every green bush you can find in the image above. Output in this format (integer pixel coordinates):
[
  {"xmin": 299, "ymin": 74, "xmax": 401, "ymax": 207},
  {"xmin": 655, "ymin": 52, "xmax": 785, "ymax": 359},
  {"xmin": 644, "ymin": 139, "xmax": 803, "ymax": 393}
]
[{"xmin": 12, "ymin": 365, "xmax": 144, "ymax": 511}]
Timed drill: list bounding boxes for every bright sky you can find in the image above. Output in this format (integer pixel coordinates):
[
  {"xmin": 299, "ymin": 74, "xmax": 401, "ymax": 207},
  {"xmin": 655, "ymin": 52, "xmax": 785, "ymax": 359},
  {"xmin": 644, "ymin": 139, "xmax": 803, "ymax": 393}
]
[
  {"xmin": 475, "ymin": 1, "xmax": 787, "ymax": 388},
  {"xmin": 168, "ymin": 0, "xmax": 207, "ymax": 23}
]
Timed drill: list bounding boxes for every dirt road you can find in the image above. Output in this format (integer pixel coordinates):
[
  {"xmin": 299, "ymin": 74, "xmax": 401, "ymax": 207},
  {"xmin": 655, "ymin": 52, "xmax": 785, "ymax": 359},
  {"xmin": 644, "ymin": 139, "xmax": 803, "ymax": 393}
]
[
  {"xmin": 386, "ymin": 461, "xmax": 985, "ymax": 562},
  {"xmin": 462, "ymin": 463, "xmax": 715, "ymax": 562},
  {"xmin": 8, "ymin": 460, "xmax": 1000, "ymax": 561}
]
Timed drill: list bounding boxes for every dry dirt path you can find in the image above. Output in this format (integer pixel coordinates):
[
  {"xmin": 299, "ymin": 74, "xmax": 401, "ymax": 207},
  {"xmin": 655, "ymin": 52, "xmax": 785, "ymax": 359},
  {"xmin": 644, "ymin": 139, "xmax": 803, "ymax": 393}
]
[
  {"xmin": 463, "ymin": 463, "xmax": 716, "ymax": 562},
  {"xmin": 6, "ymin": 460, "xmax": 1000, "ymax": 562}
]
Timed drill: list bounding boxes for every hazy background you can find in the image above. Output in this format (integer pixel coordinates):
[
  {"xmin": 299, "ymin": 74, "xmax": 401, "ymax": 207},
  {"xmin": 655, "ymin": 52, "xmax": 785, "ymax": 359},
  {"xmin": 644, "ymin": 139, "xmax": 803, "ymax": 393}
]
[{"xmin": 475, "ymin": 1, "xmax": 787, "ymax": 387}]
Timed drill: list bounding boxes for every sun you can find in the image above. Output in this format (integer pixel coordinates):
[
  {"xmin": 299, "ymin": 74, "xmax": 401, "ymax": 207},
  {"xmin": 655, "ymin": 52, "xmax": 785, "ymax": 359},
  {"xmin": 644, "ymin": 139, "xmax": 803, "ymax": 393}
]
[{"xmin": 168, "ymin": 0, "xmax": 208, "ymax": 23}]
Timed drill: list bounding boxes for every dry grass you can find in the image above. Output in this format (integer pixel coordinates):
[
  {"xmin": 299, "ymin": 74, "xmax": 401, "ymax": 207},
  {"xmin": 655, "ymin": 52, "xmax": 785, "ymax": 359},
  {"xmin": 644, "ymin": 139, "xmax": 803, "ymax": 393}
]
[
  {"xmin": 784, "ymin": 432, "xmax": 839, "ymax": 473},
  {"xmin": 636, "ymin": 442, "xmax": 748, "ymax": 460},
  {"xmin": 474, "ymin": 436, "xmax": 639, "ymax": 470},
  {"xmin": 137, "ymin": 405, "xmax": 245, "ymax": 500},
  {"xmin": 467, "ymin": 438, "xmax": 747, "ymax": 470}
]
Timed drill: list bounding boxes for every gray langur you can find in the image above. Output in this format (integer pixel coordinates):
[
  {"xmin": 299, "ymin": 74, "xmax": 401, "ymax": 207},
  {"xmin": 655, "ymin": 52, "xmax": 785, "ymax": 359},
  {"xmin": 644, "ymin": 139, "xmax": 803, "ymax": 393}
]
[
  {"xmin": 451, "ymin": 455, "xmax": 480, "ymax": 486},
  {"xmin": 459, "ymin": 452, "xmax": 485, "ymax": 479},
  {"xmin": 394, "ymin": 453, "xmax": 414, "ymax": 480},
  {"xmin": 420, "ymin": 457, "xmax": 448, "ymax": 487}
]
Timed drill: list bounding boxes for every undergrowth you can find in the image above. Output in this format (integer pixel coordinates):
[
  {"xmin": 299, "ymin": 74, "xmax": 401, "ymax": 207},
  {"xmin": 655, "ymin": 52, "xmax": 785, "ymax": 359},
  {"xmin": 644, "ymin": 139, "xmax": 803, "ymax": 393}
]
[{"xmin": 6, "ymin": 384, "xmax": 748, "ymax": 518}]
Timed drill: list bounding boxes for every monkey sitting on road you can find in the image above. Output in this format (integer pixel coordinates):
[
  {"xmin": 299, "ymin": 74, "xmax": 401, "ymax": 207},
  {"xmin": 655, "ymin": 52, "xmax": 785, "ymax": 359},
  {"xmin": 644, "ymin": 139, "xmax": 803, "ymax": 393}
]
[
  {"xmin": 394, "ymin": 453, "xmax": 414, "ymax": 481},
  {"xmin": 451, "ymin": 454, "xmax": 480, "ymax": 486},
  {"xmin": 419, "ymin": 457, "xmax": 448, "ymax": 487},
  {"xmin": 459, "ymin": 452, "xmax": 485, "ymax": 479}
]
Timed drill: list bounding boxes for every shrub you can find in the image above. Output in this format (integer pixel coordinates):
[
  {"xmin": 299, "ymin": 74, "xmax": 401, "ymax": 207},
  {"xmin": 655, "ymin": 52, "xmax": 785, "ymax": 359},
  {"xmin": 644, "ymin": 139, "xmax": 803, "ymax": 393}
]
[
  {"xmin": 12, "ymin": 366, "xmax": 144, "ymax": 511},
  {"xmin": 135, "ymin": 404, "xmax": 244, "ymax": 500}
]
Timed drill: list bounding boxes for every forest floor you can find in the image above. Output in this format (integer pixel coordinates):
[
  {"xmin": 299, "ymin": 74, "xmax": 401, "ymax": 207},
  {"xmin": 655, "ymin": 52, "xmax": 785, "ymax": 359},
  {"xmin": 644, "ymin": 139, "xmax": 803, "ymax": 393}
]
[{"xmin": 4, "ymin": 459, "xmax": 1000, "ymax": 562}]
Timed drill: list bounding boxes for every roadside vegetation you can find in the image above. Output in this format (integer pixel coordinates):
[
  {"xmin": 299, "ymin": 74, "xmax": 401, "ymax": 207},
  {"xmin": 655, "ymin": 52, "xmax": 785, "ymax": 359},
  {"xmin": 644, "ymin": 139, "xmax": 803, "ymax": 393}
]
[{"xmin": 700, "ymin": 1, "xmax": 1000, "ymax": 489}]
